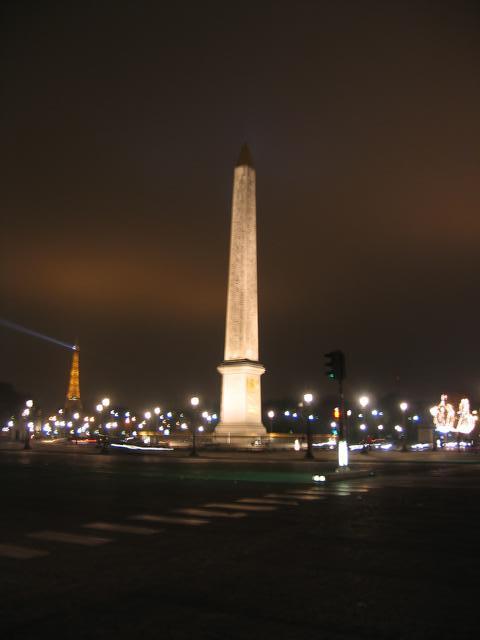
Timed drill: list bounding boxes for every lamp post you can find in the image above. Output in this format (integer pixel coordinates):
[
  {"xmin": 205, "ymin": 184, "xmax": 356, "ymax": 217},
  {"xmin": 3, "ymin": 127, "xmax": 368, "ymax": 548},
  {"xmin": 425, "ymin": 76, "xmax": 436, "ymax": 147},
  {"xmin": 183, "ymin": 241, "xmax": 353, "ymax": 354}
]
[
  {"xmin": 359, "ymin": 396, "xmax": 369, "ymax": 427},
  {"xmin": 96, "ymin": 397, "xmax": 110, "ymax": 453},
  {"xmin": 359, "ymin": 395, "xmax": 369, "ymax": 452},
  {"xmin": 400, "ymin": 402, "xmax": 408, "ymax": 451},
  {"xmin": 303, "ymin": 393, "xmax": 314, "ymax": 460},
  {"xmin": 267, "ymin": 410, "xmax": 275, "ymax": 434},
  {"xmin": 23, "ymin": 400, "xmax": 33, "ymax": 450},
  {"xmin": 190, "ymin": 397, "xmax": 199, "ymax": 457}
]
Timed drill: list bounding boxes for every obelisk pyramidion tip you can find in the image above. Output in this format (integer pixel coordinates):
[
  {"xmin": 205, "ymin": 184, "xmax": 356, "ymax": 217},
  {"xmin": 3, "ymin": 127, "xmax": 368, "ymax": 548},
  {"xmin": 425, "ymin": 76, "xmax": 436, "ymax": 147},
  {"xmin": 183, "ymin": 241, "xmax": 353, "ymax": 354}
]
[{"xmin": 236, "ymin": 144, "xmax": 254, "ymax": 168}]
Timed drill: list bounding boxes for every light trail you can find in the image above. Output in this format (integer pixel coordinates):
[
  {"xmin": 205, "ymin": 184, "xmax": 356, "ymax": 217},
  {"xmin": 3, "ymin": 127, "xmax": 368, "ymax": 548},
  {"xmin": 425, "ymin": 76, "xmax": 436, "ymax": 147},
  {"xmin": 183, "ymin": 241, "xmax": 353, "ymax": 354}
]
[{"xmin": 0, "ymin": 318, "xmax": 75, "ymax": 350}]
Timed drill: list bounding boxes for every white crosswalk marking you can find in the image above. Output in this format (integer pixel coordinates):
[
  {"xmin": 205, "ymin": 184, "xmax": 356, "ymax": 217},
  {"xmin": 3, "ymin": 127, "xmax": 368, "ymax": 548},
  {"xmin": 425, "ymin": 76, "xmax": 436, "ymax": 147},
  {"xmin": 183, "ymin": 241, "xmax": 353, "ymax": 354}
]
[
  {"xmin": 83, "ymin": 522, "xmax": 160, "ymax": 535},
  {"xmin": 289, "ymin": 489, "xmax": 351, "ymax": 496},
  {"xmin": 266, "ymin": 493, "xmax": 325, "ymax": 501},
  {"xmin": 312, "ymin": 491, "xmax": 352, "ymax": 496},
  {"xmin": 130, "ymin": 514, "xmax": 208, "ymax": 526},
  {"xmin": 204, "ymin": 502, "xmax": 277, "ymax": 512},
  {"xmin": 304, "ymin": 491, "xmax": 352, "ymax": 497},
  {"xmin": 174, "ymin": 508, "xmax": 247, "ymax": 519},
  {"xmin": 312, "ymin": 487, "xmax": 368, "ymax": 493},
  {"xmin": 0, "ymin": 543, "xmax": 49, "ymax": 559},
  {"xmin": 28, "ymin": 530, "xmax": 111, "ymax": 546},
  {"xmin": 237, "ymin": 498, "xmax": 298, "ymax": 506}
]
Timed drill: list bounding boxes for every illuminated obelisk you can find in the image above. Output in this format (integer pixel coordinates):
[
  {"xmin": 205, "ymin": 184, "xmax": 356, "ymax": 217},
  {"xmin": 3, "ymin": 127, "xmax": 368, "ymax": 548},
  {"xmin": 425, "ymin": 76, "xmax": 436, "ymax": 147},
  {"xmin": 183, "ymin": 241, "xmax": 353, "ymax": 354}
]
[{"xmin": 215, "ymin": 145, "xmax": 266, "ymax": 444}]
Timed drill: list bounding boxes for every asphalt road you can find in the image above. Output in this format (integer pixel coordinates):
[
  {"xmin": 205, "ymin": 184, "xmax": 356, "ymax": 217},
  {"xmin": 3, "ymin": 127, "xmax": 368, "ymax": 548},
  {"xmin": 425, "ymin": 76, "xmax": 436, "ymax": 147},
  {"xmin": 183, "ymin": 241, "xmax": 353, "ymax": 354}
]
[{"xmin": 1, "ymin": 448, "xmax": 479, "ymax": 639}]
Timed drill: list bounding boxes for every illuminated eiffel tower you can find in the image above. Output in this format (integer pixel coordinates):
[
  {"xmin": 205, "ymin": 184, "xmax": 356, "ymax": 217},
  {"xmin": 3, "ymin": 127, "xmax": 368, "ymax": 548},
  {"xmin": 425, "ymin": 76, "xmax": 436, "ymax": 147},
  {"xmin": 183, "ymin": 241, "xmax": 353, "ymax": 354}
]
[{"xmin": 65, "ymin": 344, "xmax": 83, "ymax": 414}]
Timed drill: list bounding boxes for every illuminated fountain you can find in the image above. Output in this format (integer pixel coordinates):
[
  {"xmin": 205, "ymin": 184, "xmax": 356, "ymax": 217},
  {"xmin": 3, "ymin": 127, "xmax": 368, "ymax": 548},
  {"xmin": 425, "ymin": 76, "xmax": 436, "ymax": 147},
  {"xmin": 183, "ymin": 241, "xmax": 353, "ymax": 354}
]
[
  {"xmin": 430, "ymin": 394, "xmax": 455, "ymax": 434},
  {"xmin": 429, "ymin": 394, "xmax": 477, "ymax": 446},
  {"xmin": 455, "ymin": 398, "xmax": 477, "ymax": 435}
]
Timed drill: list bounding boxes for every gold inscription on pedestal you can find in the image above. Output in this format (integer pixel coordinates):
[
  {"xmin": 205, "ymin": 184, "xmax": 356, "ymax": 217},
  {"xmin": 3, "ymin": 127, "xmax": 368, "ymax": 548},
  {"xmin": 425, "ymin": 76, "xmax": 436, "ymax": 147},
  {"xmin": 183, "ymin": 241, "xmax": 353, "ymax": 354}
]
[{"xmin": 247, "ymin": 376, "xmax": 259, "ymax": 414}]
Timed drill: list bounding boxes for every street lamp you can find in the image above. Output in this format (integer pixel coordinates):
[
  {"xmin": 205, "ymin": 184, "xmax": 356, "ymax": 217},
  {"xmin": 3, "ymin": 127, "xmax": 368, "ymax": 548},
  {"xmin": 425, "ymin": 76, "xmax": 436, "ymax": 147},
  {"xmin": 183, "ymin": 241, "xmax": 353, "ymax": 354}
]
[
  {"xmin": 400, "ymin": 402, "xmax": 408, "ymax": 451},
  {"xmin": 267, "ymin": 410, "xmax": 275, "ymax": 434},
  {"xmin": 97, "ymin": 399, "xmax": 110, "ymax": 453},
  {"xmin": 72, "ymin": 411, "xmax": 80, "ymax": 444},
  {"xmin": 359, "ymin": 396, "xmax": 369, "ymax": 413},
  {"xmin": 303, "ymin": 393, "xmax": 314, "ymax": 460},
  {"xmin": 190, "ymin": 397, "xmax": 199, "ymax": 457},
  {"xmin": 23, "ymin": 400, "xmax": 32, "ymax": 450},
  {"xmin": 358, "ymin": 396, "xmax": 370, "ymax": 453}
]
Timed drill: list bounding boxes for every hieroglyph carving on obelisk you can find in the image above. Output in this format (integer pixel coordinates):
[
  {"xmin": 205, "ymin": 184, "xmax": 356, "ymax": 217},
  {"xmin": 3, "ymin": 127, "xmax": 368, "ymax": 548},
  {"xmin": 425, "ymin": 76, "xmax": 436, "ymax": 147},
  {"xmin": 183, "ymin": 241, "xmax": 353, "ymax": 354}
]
[{"xmin": 215, "ymin": 145, "xmax": 266, "ymax": 442}]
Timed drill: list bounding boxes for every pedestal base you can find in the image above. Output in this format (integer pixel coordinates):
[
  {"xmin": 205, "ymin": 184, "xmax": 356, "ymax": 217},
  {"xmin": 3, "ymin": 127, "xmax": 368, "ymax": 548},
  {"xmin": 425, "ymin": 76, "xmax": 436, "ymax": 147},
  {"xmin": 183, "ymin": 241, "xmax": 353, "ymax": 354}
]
[
  {"xmin": 214, "ymin": 423, "xmax": 267, "ymax": 447},
  {"xmin": 215, "ymin": 359, "xmax": 266, "ymax": 447}
]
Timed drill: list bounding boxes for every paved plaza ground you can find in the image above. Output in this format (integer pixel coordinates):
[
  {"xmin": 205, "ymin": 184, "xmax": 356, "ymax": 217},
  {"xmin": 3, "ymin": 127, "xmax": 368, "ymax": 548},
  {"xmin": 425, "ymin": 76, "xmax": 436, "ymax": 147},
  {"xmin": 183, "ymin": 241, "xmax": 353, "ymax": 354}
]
[{"xmin": 1, "ymin": 443, "xmax": 479, "ymax": 639}]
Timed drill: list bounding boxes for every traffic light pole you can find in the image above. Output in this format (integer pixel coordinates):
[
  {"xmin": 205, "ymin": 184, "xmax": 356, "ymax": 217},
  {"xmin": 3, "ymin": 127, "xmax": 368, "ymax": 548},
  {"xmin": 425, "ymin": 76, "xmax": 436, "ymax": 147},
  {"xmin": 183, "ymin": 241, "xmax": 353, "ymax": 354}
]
[
  {"xmin": 337, "ymin": 379, "xmax": 349, "ymax": 470},
  {"xmin": 324, "ymin": 350, "xmax": 349, "ymax": 470}
]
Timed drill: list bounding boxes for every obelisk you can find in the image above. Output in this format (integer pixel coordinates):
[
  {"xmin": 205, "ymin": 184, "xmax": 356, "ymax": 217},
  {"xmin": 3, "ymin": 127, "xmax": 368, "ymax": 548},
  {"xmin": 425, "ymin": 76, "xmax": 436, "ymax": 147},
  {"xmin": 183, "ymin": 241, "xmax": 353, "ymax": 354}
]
[{"xmin": 215, "ymin": 145, "xmax": 267, "ymax": 444}]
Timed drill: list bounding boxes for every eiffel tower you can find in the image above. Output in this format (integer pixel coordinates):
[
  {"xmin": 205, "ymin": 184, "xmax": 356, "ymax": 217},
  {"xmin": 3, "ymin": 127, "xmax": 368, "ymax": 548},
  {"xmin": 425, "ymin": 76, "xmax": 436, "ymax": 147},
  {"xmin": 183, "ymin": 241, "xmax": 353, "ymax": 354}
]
[{"xmin": 65, "ymin": 343, "xmax": 83, "ymax": 414}]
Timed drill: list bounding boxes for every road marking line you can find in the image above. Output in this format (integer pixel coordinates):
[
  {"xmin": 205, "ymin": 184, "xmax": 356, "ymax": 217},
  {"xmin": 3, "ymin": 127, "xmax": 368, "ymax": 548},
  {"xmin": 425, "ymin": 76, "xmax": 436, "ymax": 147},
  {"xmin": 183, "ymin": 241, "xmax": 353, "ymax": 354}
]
[
  {"xmin": 267, "ymin": 493, "xmax": 325, "ymax": 501},
  {"xmin": 310, "ymin": 491, "xmax": 352, "ymax": 497},
  {"xmin": 174, "ymin": 508, "xmax": 247, "ymax": 519},
  {"xmin": 204, "ymin": 502, "xmax": 277, "ymax": 512},
  {"xmin": 28, "ymin": 530, "xmax": 111, "ymax": 546},
  {"xmin": 0, "ymin": 543, "xmax": 49, "ymax": 559},
  {"xmin": 289, "ymin": 490, "xmax": 350, "ymax": 496},
  {"xmin": 83, "ymin": 522, "xmax": 159, "ymax": 535},
  {"xmin": 130, "ymin": 514, "xmax": 208, "ymax": 526},
  {"xmin": 237, "ymin": 498, "xmax": 299, "ymax": 506},
  {"xmin": 312, "ymin": 487, "xmax": 368, "ymax": 493}
]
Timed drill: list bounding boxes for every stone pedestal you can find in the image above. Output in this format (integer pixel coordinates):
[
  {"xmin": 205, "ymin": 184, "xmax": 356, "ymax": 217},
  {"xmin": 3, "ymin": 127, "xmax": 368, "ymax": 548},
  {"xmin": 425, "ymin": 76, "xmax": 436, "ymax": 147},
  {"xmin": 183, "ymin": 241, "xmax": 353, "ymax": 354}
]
[{"xmin": 215, "ymin": 360, "xmax": 266, "ymax": 444}]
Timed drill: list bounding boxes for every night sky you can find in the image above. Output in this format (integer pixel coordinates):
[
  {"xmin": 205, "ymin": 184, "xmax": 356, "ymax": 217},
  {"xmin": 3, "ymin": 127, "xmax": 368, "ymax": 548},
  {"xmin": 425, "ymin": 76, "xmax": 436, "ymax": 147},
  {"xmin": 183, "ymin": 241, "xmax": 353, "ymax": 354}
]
[{"xmin": 2, "ymin": 0, "xmax": 480, "ymax": 411}]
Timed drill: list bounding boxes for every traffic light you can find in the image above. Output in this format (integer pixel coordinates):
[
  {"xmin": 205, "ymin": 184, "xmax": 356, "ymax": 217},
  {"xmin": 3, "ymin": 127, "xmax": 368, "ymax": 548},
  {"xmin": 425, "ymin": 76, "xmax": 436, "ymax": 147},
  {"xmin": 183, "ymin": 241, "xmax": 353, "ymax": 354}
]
[
  {"xmin": 324, "ymin": 350, "xmax": 346, "ymax": 382},
  {"xmin": 334, "ymin": 407, "xmax": 340, "ymax": 419}
]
